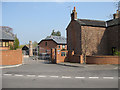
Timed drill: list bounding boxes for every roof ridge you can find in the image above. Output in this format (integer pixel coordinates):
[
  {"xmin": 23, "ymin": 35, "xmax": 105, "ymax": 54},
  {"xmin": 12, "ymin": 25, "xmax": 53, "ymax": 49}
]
[{"xmin": 78, "ymin": 19, "xmax": 105, "ymax": 22}]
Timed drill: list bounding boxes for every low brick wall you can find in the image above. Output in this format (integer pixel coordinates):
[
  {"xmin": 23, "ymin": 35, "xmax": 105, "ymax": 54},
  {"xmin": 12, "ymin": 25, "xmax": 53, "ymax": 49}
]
[
  {"xmin": 68, "ymin": 55, "xmax": 83, "ymax": 64},
  {"xmin": 0, "ymin": 50, "xmax": 23, "ymax": 65},
  {"xmin": 86, "ymin": 56, "xmax": 119, "ymax": 64}
]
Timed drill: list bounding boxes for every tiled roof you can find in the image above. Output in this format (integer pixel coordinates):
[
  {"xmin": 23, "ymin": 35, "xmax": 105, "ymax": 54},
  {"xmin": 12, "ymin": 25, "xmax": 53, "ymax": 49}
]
[
  {"xmin": 106, "ymin": 18, "xmax": 120, "ymax": 27},
  {"xmin": 0, "ymin": 30, "xmax": 14, "ymax": 40},
  {"xmin": 76, "ymin": 19, "xmax": 106, "ymax": 27},
  {"xmin": 44, "ymin": 35, "xmax": 66, "ymax": 44}
]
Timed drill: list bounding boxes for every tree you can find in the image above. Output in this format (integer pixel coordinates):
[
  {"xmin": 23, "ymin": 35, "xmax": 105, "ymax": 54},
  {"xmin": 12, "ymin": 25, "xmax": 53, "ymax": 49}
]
[
  {"xmin": 82, "ymin": 27, "xmax": 93, "ymax": 64},
  {"xmin": 56, "ymin": 31, "xmax": 61, "ymax": 36},
  {"xmin": 51, "ymin": 30, "xmax": 61, "ymax": 36},
  {"xmin": 18, "ymin": 45, "xmax": 25, "ymax": 49},
  {"xmin": 51, "ymin": 30, "xmax": 56, "ymax": 36},
  {"xmin": 32, "ymin": 41, "xmax": 38, "ymax": 48},
  {"xmin": 10, "ymin": 35, "xmax": 20, "ymax": 50},
  {"xmin": 14, "ymin": 35, "xmax": 20, "ymax": 50}
]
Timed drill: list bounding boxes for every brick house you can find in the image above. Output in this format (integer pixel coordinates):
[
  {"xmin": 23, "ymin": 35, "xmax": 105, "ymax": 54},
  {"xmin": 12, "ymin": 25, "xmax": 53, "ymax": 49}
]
[
  {"xmin": 22, "ymin": 44, "xmax": 38, "ymax": 56},
  {"xmin": 38, "ymin": 35, "xmax": 67, "ymax": 55},
  {"xmin": 66, "ymin": 7, "xmax": 120, "ymax": 62},
  {"xmin": 0, "ymin": 26, "xmax": 14, "ymax": 50}
]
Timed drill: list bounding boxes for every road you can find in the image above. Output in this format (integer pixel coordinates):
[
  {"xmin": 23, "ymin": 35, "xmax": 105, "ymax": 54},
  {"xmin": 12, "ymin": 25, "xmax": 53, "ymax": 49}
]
[{"xmin": 2, "ymin": 57, "xmax": 119, "ymax": 88}]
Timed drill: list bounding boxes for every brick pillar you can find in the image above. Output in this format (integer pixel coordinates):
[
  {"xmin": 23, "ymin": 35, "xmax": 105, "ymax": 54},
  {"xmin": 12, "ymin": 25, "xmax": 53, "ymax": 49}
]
[
  {"xmin": 51, "ymin": 48, "xmax": 55, "ymax": 63},
  {"xmin": 55, "ymin": 48, "xmax": 58, "ymax": 64},
  {"xmin": 80, "ymin": 55, "xmax": 84, "ymax": 64},
  {"xmin": 29, "ymin": 41, "xmax": 33, "ymax": 57}
]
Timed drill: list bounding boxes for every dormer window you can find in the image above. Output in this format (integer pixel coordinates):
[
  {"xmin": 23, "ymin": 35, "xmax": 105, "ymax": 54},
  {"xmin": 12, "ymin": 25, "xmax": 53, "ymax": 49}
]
[{"xmin": 62, "ymin": 45, "xmax": 65, "ymax": 49}]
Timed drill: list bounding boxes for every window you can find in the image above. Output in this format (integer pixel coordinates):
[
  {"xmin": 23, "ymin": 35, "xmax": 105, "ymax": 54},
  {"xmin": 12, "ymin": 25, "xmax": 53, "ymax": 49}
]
[
  {"xmin": 3, "ymin": 42, "xmax": 5, "ymax": 47},
  {"xmin": 61, "ymin": 52, "xmax": 66, "ymax": 56},
  {"xmin": 62, "ymin": 45, "xmax": 65, "ymax": 49},
  {"xmin": 112, "ymin": 47, "xmax": 116, "ymax": 55},
  {"xmin": 45, "ymin": 42, "xmax": 47, "ymax": 46},
  {"xmin": 0, "ymin": 41, "xmax": 2, "ymax": 47},
  {"xmin": 0, "ymin": 41, "xmax": 9, "ymax": 47},
  {"xmin": 6, "ymin": 42, "xmax": 9, "ymax": 47},
  {"xmin": 58, "ymin": 45, "xmax": 60, "ymax": 48}
]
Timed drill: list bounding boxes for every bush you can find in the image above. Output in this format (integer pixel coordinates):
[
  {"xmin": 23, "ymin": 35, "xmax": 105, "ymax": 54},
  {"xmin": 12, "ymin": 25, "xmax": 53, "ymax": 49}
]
[
  {"xmin": 113, "ymin": 51, "xmax": 120, "ymax": 56},
  {"xmin": 9, "ymin": 44, "xmax": 14, "ymax": 50},
  {"xmin": 9, "ymin": 35, "xmax": 20, "ymax": 50}
]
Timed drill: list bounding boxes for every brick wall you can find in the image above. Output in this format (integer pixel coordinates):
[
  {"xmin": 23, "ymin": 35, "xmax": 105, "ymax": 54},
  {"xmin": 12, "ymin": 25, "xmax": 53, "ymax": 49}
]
[
  {"xmin": 67, "ymin": 21, "xmax": 108, "ymax": 56},
  {"xmin": 55, "ymin": 49, "xmax": 68, "ymax": 63},
  {"xmin": 51, "ymin": 48, "xmax": 68, "ymax": 64},
  {"xmin": 51, "ymin": 48, "xmax": 83, "ymax": 64},
  {"xmin": 86, "ymin": 56, "xmax": 119, "ymax": 64},
  {"xmin": 39, "ymin": 40, "xmax": 67, "ymax": 54},
  {"xmin": 106, "ymin": 25, "xmax": 120, "ymax": 54},
  {"xmin": 81, "ymin": 26, "xmax": 107, "ymax": 56},
  {"xmin": 0, "ymin": 50, "xmax": 23, "ymax": 65},
  {"xmin": 39, "ymin": 40, "xmax": 57, "ymax": 54},
  {"xmin": 66, "ymin": 20, "xmax": 82, "ymax": 55}
]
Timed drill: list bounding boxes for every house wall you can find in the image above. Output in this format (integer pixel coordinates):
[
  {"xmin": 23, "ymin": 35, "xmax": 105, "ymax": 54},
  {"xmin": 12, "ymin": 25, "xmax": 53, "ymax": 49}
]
[
  {"xmin": 39, "ymin": 40, "xmax": 67, "ymax": 54},
  {"xmin": 67, "ymin": 20, "xmax": 107, "ymax": 56},
  {"xmin": 0, "ymin": 41, "xmax": 14, "ymax": 50},
  {"xmin": 56, "ymin": 44, "xmax": 67, "ymax": 50},
  {"xmin": 66, "ymin": 20, "xmax": 82, "ymax": 55},
  {"xmin": 81, "ymin": 26, "xmax": 107, "ymax": 55},
  {"xmin": 39, "ymin": 40, "xmax": 57, "ymax": 54},
  {"xmin": 106, "ymin": 25, "xmax": 120, "ymax": 54},
  {"xmin": 0, "ymin": 50, "xmax": 23, "ymax": 65}
]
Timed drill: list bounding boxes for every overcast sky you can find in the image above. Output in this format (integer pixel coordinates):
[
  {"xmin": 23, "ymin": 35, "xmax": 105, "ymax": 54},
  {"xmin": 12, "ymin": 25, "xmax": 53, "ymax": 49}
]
[{"xmin": 2, "ymin": 2, "xmax": 117, "ymax": 45}]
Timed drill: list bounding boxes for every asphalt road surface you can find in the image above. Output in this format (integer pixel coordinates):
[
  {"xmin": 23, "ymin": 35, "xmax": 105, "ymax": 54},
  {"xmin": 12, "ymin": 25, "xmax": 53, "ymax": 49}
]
[{"xmin": 2, "ymin": 57, "xmax": 119, "ymax": 88}]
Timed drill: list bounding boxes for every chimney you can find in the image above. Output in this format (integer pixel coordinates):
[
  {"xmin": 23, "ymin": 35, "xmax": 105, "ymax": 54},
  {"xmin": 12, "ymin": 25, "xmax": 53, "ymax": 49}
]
[
  {"xmin": 71, "ymin": 7, "xmax": 77, "ymax": 21},
  {"xmin": 29, "ymin": 41, "xmax": 33, "ymax": 57},
  {"xmin": 113, "ymin": 10, "xmax": 120, "ymax": 19}
]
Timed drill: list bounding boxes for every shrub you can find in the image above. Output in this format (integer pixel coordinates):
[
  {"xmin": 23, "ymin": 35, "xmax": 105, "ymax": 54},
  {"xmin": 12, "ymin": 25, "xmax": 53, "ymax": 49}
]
[{"xmin": 113, "ymin": 51, "xmax": 120, "ymax": 56}]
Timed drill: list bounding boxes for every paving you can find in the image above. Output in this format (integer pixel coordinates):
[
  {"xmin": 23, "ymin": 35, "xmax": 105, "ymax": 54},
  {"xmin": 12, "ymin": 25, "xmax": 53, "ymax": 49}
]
[{"xmin": 1, "ymin": 57, "xmax": 119, "ymax": 88}]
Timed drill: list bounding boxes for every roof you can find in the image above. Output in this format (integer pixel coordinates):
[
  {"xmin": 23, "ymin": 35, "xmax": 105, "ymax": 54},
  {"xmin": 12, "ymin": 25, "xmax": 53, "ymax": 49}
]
[
  {"xmin": 39, "ymin": 35, "xmax": 66, "ymax": 45},
  {"xmin": 0, "ymin": 30, "xmax": 15, "ymax": 40},
  {"xmin": 76, "ymin": 19, "xmax": 106, "ymax": 27},
  {"xmin": 106, "ymin": 18, "xmax": 120, "ymax": 27},
  {"xmin": 22, "ymin": 44, "xmax": 38, "ymax": 49}
]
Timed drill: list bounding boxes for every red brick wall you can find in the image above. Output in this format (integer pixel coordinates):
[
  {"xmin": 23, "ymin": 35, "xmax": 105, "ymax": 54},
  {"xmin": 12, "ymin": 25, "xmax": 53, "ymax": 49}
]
[
  {"xmin": 106, "ymin": 25, "xmax": 120, "ymax": 54},
  {"xmin": 70, "ymin": 55, "xmax": 83, "ymax": 63},
  {"xmin": 81, "ymin": 26, "xmax": 107, "ymax": 56},
  {"xmin": 55, "ymin": 49, "xmax": 68, "ymax": 63},
  {"xmin": 39, "ymin": 40, "xmax": 57, "ymax": 54},
  {"xmin": 0, "ymin": 50, "xmax": 23, "ymax": 65},
  {"xmin": 39, "ymin": 40, "xmax": 67, "ymax": 54},
  {"xmin": 86, "ymin": 56, "xmax": 119, "ymax": 64},
  {"xmin": 51, "ymin": 48, "xmax": 68, "ymax": 64},
  {"xmin": 51, "ymin": 48, "xmax": 83, "ymax": 64},
  {"xmin": 66, "ymin": 20, "xmax": 82, "ymax": 55}
]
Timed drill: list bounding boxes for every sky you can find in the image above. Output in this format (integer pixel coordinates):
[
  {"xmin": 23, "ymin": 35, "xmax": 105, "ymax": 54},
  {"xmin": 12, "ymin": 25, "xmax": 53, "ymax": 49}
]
[{"xmin": 2, "ymin": 2, "xmax": 117, "ymax": 45}]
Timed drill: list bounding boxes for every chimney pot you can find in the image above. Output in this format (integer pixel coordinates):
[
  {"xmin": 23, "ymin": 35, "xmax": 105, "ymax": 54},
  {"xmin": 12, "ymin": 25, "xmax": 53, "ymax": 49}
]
[{"xmin": 71, "ymin": 7, "xmax": 77, "ymax": 21}]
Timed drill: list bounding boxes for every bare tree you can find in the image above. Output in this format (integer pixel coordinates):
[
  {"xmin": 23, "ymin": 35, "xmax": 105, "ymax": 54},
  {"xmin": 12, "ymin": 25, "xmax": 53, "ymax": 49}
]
[{"xmin": 81, "ymin": 26, "xmax": 93, "ymax": 64}]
